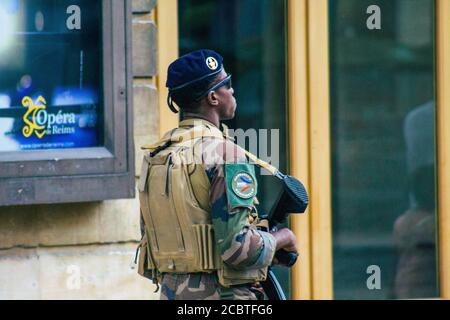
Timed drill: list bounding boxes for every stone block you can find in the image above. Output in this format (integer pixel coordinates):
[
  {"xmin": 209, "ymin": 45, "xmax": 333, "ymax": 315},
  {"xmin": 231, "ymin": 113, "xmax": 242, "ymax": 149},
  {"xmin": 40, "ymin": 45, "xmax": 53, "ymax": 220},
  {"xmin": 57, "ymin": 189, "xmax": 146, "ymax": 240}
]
[
  {"xmin": 132, "ymin": 21, "xmax": 157, "ymax": 77},
  {"xmin": 0, "ymin": 205, "xmax": 40, "ymax": 248},
  {"xmin": 0, "ymin": 244, "xmax": 159, "ymax": 300},
  {"xmin": 0, "ymin": 198, "xmax": 142, "ymax": 249},
  {"xmin": 133, "ymin": 84, "xmax": 158, "ymax": 137},
  {"xmin": 0, "ymin": 248, "xmax": 40, "ymax": 299}
]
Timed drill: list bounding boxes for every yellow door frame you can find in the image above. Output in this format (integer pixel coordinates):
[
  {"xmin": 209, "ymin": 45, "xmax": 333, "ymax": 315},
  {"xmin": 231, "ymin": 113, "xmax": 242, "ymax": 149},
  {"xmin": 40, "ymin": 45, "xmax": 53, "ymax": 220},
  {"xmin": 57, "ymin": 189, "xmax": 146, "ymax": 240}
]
[
  {"xmin": 287, "ymin": 0, "xmax": 312, "ymax": 300},
  {"xmin": 155, "ymin": 0, "xmax": 180, "ymax": 137},
  {"xmin": 288, "ymin": 0, "xmax": 333, "ymax": 300}
]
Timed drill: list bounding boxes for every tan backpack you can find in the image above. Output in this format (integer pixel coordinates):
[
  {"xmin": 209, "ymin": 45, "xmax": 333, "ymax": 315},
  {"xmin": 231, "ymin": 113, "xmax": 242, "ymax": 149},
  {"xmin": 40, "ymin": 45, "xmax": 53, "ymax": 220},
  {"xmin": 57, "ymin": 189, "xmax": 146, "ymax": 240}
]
[{"xmin": 137, "ymin": 122, "xmax": 278, "ymax": 287}]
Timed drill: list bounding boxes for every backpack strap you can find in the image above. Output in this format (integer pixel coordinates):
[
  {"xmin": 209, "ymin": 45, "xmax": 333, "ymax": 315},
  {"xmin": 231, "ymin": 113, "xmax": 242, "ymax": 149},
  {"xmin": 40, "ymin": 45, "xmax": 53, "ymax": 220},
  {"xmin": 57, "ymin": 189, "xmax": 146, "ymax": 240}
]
[{"xmin": 141, "ymin": 126, "xmax": 280, "ymax": 175}]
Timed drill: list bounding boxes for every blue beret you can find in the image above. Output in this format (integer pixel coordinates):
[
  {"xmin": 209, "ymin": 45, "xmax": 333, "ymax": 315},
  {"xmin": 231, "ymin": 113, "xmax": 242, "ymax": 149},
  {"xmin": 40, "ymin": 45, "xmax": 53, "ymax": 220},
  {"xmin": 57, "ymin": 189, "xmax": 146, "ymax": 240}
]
[{"xmin": 166, "ymin": 49, "xmax": 223, "ymax": 90}]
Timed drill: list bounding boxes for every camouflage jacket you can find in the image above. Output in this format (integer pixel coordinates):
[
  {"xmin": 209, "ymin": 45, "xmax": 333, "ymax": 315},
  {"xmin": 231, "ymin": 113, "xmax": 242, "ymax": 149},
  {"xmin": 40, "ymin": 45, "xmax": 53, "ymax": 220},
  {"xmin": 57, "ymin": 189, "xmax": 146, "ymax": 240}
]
[{"xmin": 158, "ymin": 118, "xmax": 276, "ymax": 300}]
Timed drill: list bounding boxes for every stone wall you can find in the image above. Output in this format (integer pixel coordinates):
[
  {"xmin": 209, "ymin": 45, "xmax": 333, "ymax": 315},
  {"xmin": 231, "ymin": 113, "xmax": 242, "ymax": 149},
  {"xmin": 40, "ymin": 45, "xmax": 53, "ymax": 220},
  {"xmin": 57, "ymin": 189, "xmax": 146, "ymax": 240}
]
[{"xmin": 0, "ymin": 0, "xmax": 160, "ymax": 300}]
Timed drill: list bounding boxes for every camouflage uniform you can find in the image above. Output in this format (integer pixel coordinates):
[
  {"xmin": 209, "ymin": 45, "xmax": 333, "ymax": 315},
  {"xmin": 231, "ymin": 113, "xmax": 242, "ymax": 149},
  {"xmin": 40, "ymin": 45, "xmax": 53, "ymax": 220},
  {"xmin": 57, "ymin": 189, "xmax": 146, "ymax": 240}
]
[{"xmin": 158, "ymin": 118, "xmax": 276, "ymax": 300}]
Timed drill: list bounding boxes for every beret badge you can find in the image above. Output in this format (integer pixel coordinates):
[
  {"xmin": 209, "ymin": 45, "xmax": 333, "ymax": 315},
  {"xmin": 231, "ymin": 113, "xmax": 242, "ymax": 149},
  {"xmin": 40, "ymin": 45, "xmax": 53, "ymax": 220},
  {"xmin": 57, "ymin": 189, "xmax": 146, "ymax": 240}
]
[{"xmin": 206, "ymin": 57, "xmax": 219, "ymax": 70}]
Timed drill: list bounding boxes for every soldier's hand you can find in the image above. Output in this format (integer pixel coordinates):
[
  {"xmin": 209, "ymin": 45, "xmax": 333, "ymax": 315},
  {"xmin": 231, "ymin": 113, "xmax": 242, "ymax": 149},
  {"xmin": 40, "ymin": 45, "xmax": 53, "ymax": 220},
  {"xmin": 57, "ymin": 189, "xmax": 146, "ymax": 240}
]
[{"xmin": 271, "ymin": 228, "xmax": 298, "ymax": 254}]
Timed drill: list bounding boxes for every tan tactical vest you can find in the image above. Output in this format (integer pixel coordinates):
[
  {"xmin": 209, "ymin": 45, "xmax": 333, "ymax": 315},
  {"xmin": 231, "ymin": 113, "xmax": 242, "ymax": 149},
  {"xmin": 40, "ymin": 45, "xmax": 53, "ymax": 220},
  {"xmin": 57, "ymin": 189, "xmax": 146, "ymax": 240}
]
[{"xmin": 137, "ymin": 119, "xmax": 276, "ymax": 287}]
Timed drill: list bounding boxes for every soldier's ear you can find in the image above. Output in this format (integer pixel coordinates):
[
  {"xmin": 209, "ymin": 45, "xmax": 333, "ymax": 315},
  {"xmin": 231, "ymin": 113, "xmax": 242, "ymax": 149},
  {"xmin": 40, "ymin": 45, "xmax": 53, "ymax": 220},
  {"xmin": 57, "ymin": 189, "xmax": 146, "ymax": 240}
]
[{"xmin": 207, "ymin": 91, "xmax": 220, "ymax": 107}]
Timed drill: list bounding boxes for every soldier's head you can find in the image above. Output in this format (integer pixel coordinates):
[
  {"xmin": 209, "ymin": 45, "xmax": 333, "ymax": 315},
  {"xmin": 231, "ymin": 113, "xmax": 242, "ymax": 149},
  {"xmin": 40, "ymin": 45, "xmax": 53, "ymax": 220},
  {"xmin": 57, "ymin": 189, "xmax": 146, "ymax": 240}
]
[{"xmin": 166, "ymin": 49, "xmax": 236, "ymax": 121}]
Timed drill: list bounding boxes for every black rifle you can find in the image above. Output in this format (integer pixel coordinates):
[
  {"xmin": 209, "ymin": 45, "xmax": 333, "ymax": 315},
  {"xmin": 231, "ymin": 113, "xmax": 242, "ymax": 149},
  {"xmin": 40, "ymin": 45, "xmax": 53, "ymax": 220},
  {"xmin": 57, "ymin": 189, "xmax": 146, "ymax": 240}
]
[{"xmin": 259, "ymin": 172, "xmax": 309, "ymax": 300}]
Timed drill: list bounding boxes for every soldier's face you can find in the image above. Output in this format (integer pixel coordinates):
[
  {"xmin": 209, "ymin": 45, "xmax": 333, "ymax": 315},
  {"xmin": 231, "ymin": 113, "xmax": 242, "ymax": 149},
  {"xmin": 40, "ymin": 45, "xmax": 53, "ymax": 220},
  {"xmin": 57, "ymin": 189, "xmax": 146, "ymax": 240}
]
[{"xmin": 215, "ymin": 70, "xmax": 237, "ymax": 120}]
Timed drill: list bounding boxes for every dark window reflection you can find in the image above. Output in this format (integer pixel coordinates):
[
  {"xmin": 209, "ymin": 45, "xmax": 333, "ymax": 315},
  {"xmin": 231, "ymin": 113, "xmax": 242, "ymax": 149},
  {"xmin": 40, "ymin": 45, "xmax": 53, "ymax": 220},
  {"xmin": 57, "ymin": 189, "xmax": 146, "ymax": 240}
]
[
  {"xmin": 179, "ymin": 0, "xmax": 289, "ymax": 296},
  {"xmin": 0, "ymin": 0, "xmax": 103, "ymax": 151},
  {"xmin": 330, "ymin": 0, "xmax": 438, "ymax": 299}
]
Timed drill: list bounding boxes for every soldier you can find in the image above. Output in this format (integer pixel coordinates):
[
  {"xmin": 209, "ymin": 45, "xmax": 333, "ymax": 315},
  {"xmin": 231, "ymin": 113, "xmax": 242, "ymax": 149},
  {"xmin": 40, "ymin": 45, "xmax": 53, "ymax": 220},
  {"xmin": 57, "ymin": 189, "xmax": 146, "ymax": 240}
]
[{"xmin": 137, "ymin": 49, "xmax": 298, "ymax": 300}]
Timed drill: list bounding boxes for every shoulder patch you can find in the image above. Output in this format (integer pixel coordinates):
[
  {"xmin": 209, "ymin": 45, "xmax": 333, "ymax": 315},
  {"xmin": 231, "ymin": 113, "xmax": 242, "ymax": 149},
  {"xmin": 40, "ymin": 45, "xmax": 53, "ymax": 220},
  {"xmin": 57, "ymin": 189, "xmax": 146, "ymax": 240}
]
[
  {"xmin": 225, "ymin": 163, "xmax": 257, "ymax": 208},
  {"xmin": 231, "ymin": 172, "xmax": 256, "ymax": 199}
]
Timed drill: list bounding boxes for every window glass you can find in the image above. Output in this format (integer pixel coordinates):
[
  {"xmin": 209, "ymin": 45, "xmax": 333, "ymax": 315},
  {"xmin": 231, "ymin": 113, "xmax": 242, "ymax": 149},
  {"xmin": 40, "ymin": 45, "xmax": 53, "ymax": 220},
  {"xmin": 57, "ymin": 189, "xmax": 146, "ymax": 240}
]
[
  {"xmin": 179, "ymin": 0, "xmax": 289, "ymax": 296},
  {"xmin": 329, "ymin": 0, "xmax": 438, "ymax": 299},
  {"xmin": 0, "ymin": 0, "xmax": 102, "ymax": 151}
]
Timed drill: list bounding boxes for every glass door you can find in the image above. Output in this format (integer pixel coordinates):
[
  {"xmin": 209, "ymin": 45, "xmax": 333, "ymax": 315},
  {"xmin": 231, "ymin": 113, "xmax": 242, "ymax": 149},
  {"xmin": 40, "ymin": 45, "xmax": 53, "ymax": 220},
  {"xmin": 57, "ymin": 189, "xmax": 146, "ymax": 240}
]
[{"xmin": 329, "ymin": 0, "xmax": 438, "ymax": 299}]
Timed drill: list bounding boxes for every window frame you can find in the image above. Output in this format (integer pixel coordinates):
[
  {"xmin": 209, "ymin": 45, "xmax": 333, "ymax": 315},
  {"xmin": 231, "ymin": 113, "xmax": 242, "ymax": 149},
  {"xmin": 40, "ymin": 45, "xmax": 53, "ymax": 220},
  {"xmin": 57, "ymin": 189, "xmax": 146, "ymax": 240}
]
[{"xmin": 0, "ymin": 0, "xmax": 134, "ymax": 206}]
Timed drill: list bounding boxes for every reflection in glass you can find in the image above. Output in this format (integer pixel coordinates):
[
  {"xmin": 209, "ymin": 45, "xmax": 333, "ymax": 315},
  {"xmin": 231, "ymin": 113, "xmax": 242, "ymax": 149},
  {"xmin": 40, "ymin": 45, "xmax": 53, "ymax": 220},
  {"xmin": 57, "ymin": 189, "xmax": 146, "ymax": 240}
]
[
  {"xmin": 394, "ymin": 101, "xmax": 436, "ymax": 298},
  {"xmin": 0, "ymin": 0, "xmax": 102, "ymax": 151},
  {"xmin": 178, "ymin": 0, "xmax": 289, "ymax": 296},
  {"xmin": 330, "ymin": 0, "xmax": 438, "ymax": 299}
]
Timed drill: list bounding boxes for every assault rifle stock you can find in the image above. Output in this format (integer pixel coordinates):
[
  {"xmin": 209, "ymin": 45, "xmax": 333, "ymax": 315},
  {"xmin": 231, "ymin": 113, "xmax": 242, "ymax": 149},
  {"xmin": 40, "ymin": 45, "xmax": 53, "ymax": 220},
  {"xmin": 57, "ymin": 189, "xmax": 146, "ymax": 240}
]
[{"xmin": 259, "ymin": 172, "xmax": 309, "ymax": 300}]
